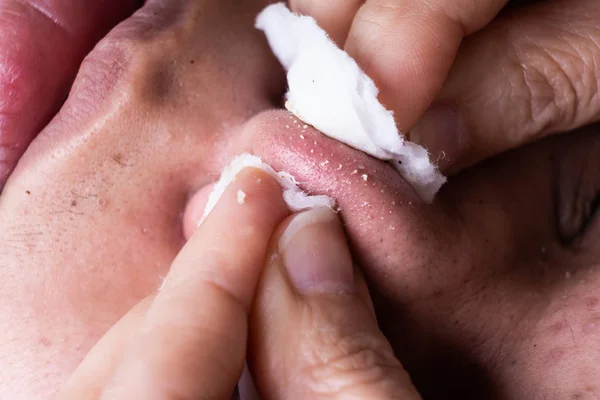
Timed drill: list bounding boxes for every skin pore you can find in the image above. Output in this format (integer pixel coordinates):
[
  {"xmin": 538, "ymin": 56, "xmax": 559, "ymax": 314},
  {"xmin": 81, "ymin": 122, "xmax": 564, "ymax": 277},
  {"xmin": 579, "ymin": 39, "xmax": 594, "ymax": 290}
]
[{"xmin": 0, "ymin": 0, "xmax": 599, "ymax": 398}]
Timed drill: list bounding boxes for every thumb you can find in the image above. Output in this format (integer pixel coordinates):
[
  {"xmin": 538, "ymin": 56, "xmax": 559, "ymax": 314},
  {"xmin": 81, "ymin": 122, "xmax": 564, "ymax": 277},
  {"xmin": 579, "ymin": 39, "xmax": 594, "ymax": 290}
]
[
  {"xmin": 410, "ymin": 0, "xmax": 600, "ymax": 172},
  {"xmin": 247, "ymin": 207, "xmax": 421, "ymax": 399}
]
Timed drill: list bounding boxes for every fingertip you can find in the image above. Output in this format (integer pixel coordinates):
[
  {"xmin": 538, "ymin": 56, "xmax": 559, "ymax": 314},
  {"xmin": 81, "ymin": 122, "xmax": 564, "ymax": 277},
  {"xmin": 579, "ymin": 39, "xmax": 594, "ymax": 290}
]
[
  {"xmin": 345, "ymin": 5, "xmax": 462, "ymax": 130},
  {"xmin": 234, "ymin": 167, "xmax": 287, "ymax": 208},
  {"xmin": 277, "ymin": 207, "xmax": 355, "ymax": 294},
  {"xmin": 290, "ymin": 0, "xmax": 363, "ymax": 46},
  {"xmin": 184, "ymin": 167, "xmax": 289, "ymax": 241},
  {"xmin": 409, "ymin": 102, "xmax": 470, "ymax": 173},
  {"xmin": 343, "ymin": 0, "xmax": 509, "ymax": 132},
  {"xmin": 200, "ymin": 167, "xmax": 289, "ymax": 233}
]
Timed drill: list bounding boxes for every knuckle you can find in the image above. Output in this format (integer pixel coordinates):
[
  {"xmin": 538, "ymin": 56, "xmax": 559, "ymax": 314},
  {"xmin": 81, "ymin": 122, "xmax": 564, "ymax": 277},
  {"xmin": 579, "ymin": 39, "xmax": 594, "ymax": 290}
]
[
  {"xmin": 511, "ymin": 49, "xmax": 562, "ymax": 140},
  {"xmin": 513, "ymin": 25, "xmax": 600, "ymax": 138},
  {"xmin": 302, "ymin": 327, "xmax": 407, "ymax": 395}
]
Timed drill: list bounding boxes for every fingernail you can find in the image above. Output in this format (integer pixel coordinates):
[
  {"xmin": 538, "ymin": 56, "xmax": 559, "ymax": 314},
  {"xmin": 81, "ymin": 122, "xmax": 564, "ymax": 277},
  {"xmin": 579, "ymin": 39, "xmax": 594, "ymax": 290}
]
[
  {"xmin": 410, "ymin": 103, "xmax": 469, "ymax": 171},
  {"xmin": 279, "ymin": 207, "xmax": 355, "ymax": 294}
]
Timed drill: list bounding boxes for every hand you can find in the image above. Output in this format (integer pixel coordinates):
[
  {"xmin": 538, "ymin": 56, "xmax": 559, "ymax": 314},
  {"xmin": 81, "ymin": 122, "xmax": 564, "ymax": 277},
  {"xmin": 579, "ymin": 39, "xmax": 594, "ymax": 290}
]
[
  {"xmin": 57, "ymin": 168, "xmax": 423, "ymax": 399},
  {"xmin": 0, "ymin": 0, "xmax": 598, "ymax": 398},
  {"xmin": 290, "ymin": 0, "xmax": 600, "ymax": 171},
  {"xmin": 246, "ymin": 205, "xmax": 421, "ymax": 399},
  {"xmin": 55, "ymin": 168, "xmax": 289, "ymax": 399}
]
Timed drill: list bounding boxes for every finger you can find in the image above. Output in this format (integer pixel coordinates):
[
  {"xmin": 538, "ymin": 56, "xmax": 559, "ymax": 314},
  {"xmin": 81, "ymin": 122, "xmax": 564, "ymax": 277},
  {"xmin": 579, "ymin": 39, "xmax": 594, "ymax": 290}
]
[
  {"xmin": 289, "ymin": 0, "xmax": 364, "ymax": 45},
  {"xmin": 248, "ymin": 207, "xmax": 421, "ymax": 399},
  {"xmin": 412, "ymin": 0, "xmax": 600, "ymax": 171},
  {"xmin": 55, "ymin": 297, "xmax": 154, "ymax": 399},
  {"xmin": 0, "ymin": 0, "xmax": 141, "ymax": 188},
  {"xmin": 344, "ymin": 0, "xmax": 508, "ymax": 137},
  {"xmin": 101, "ymin": 168, "xmax": 289, "ymax": 399},
  {"xmin": 182, "ymin": 183, "xmax": 215, "ymax": 240}
]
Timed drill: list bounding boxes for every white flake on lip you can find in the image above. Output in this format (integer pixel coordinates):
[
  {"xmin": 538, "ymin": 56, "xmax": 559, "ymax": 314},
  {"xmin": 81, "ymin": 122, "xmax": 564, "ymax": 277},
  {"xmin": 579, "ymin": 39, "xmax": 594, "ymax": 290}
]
[
  {"xmin": 201, "ymin": 154, "xmax": 335, "ymax": 224},
  {"xmin": 237, "ymin": 190, "xmax": 246, "ymax": 204},
  {"xmin": 255, "ymin": 3, "xmax": 446, "ymax": 202}
]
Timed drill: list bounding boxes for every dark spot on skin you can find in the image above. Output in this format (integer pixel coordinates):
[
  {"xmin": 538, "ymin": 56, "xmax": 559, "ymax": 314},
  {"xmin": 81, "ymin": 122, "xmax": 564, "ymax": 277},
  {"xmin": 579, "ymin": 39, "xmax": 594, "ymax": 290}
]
[
  {"xmin": 71, "ymin": 200, "xmax": 77, "ymax": 207},
  {"xmin": 190, "ymin": 59, "xmax": 195, "ymax": 64},
  {"xmin": 144, "ymin": 62, "xmax": 177, "ymax": 104},
  {"xmin": 25, "ymin": 190, "xmax": 31, "ymax": 195},
  {"xmin": 111, "ymin": 153, "xmax": 130, "ymax": 167},
  {"xmin": 511, "ymin": 359, "xmax": 517, "ymax": 366}
]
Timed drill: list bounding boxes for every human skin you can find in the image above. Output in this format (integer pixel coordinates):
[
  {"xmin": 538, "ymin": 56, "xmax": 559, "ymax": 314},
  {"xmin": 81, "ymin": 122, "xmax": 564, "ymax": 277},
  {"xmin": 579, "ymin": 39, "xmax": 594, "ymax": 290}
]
[
  {"xmin": 290, "ymin": 0, "xmax": 600, "ymax": 170},
  {"xmin": 0, "ymin": 0, "xmax": 143, "ymax": 186},
  {"xmin": 0, "ymin": 0, "xmax": 599, "ymax": 398},
  {"xmin": 55, "ymin": 172, "xmax": 424, "ymax": 399}
]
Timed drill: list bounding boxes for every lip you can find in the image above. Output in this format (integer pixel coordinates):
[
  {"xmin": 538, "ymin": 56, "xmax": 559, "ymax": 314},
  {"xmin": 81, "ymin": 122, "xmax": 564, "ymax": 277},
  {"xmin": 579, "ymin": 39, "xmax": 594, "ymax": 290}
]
[{"xmin": 232, "ymin": 109, "xmax": 454, "ymax": 296}]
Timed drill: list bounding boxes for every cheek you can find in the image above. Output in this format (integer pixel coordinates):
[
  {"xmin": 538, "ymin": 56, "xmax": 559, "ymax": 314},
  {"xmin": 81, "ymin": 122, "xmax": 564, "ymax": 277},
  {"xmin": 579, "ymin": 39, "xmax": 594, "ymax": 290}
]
[
  {"xmin": 0, "ymin": 1, "xmax": 284, "ymax": 392},
  {"xmin": 499, "ymin": 276, "xmax": 600, "ymax": 397}
]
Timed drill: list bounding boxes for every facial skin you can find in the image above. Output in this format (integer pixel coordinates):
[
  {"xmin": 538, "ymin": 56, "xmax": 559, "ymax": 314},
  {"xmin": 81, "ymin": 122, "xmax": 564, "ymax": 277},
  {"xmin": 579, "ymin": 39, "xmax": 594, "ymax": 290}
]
[{"xmin": 0, "ymin": 0, "xmax": 598, "ymax": 398}]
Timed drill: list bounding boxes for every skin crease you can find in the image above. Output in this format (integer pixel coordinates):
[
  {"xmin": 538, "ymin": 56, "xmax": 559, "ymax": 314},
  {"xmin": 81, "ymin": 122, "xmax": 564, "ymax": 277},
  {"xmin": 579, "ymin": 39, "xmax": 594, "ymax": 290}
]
[{"xmin": 0, "ymin": 0, "xmax": 599, "ymax": 399}]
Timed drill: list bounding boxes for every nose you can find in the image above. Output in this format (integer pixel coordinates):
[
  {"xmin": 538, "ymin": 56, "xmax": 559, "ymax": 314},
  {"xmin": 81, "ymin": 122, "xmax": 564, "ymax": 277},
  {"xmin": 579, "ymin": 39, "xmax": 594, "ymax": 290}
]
[{"xmin": 204, "ymin": 109, "xmax": 458, "ymax": 298}]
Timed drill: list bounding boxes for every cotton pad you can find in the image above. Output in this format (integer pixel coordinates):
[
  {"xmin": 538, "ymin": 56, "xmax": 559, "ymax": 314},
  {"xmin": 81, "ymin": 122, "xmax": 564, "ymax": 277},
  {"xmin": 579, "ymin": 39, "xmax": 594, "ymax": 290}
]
[
  {"xmin": 201, "ymin": 154, "xmax": 335, "ymax": 222},
  {"xmin": 255, "ymin": 3, "xmax": 446, "ymax": 202}
]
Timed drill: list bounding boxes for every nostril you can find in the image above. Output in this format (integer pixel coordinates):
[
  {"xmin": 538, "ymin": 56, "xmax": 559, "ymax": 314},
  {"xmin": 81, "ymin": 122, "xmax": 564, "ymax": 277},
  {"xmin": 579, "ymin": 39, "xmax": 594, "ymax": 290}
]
[{"xmin": 182, "ymin": 183, "xmax": 215, "ymax": 240}]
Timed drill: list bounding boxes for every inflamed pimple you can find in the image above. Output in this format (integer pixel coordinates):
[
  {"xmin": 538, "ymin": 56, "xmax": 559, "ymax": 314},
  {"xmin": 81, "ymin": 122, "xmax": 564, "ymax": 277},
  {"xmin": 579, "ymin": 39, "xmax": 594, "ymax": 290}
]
[{"xmin": 255, "ymin": 3, "xmax": 446, "ymax": 202}]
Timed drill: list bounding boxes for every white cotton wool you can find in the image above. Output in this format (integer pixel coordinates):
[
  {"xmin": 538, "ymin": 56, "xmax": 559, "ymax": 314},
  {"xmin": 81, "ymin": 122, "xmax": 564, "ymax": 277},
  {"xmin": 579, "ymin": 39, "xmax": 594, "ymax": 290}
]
[
  {"xmin": 255, "ymin": 3, "xmax": 446, "ymax": 202},
  {"xmin": 201, "ymin": 154, "xmax": 335, "ymax": 223}
]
